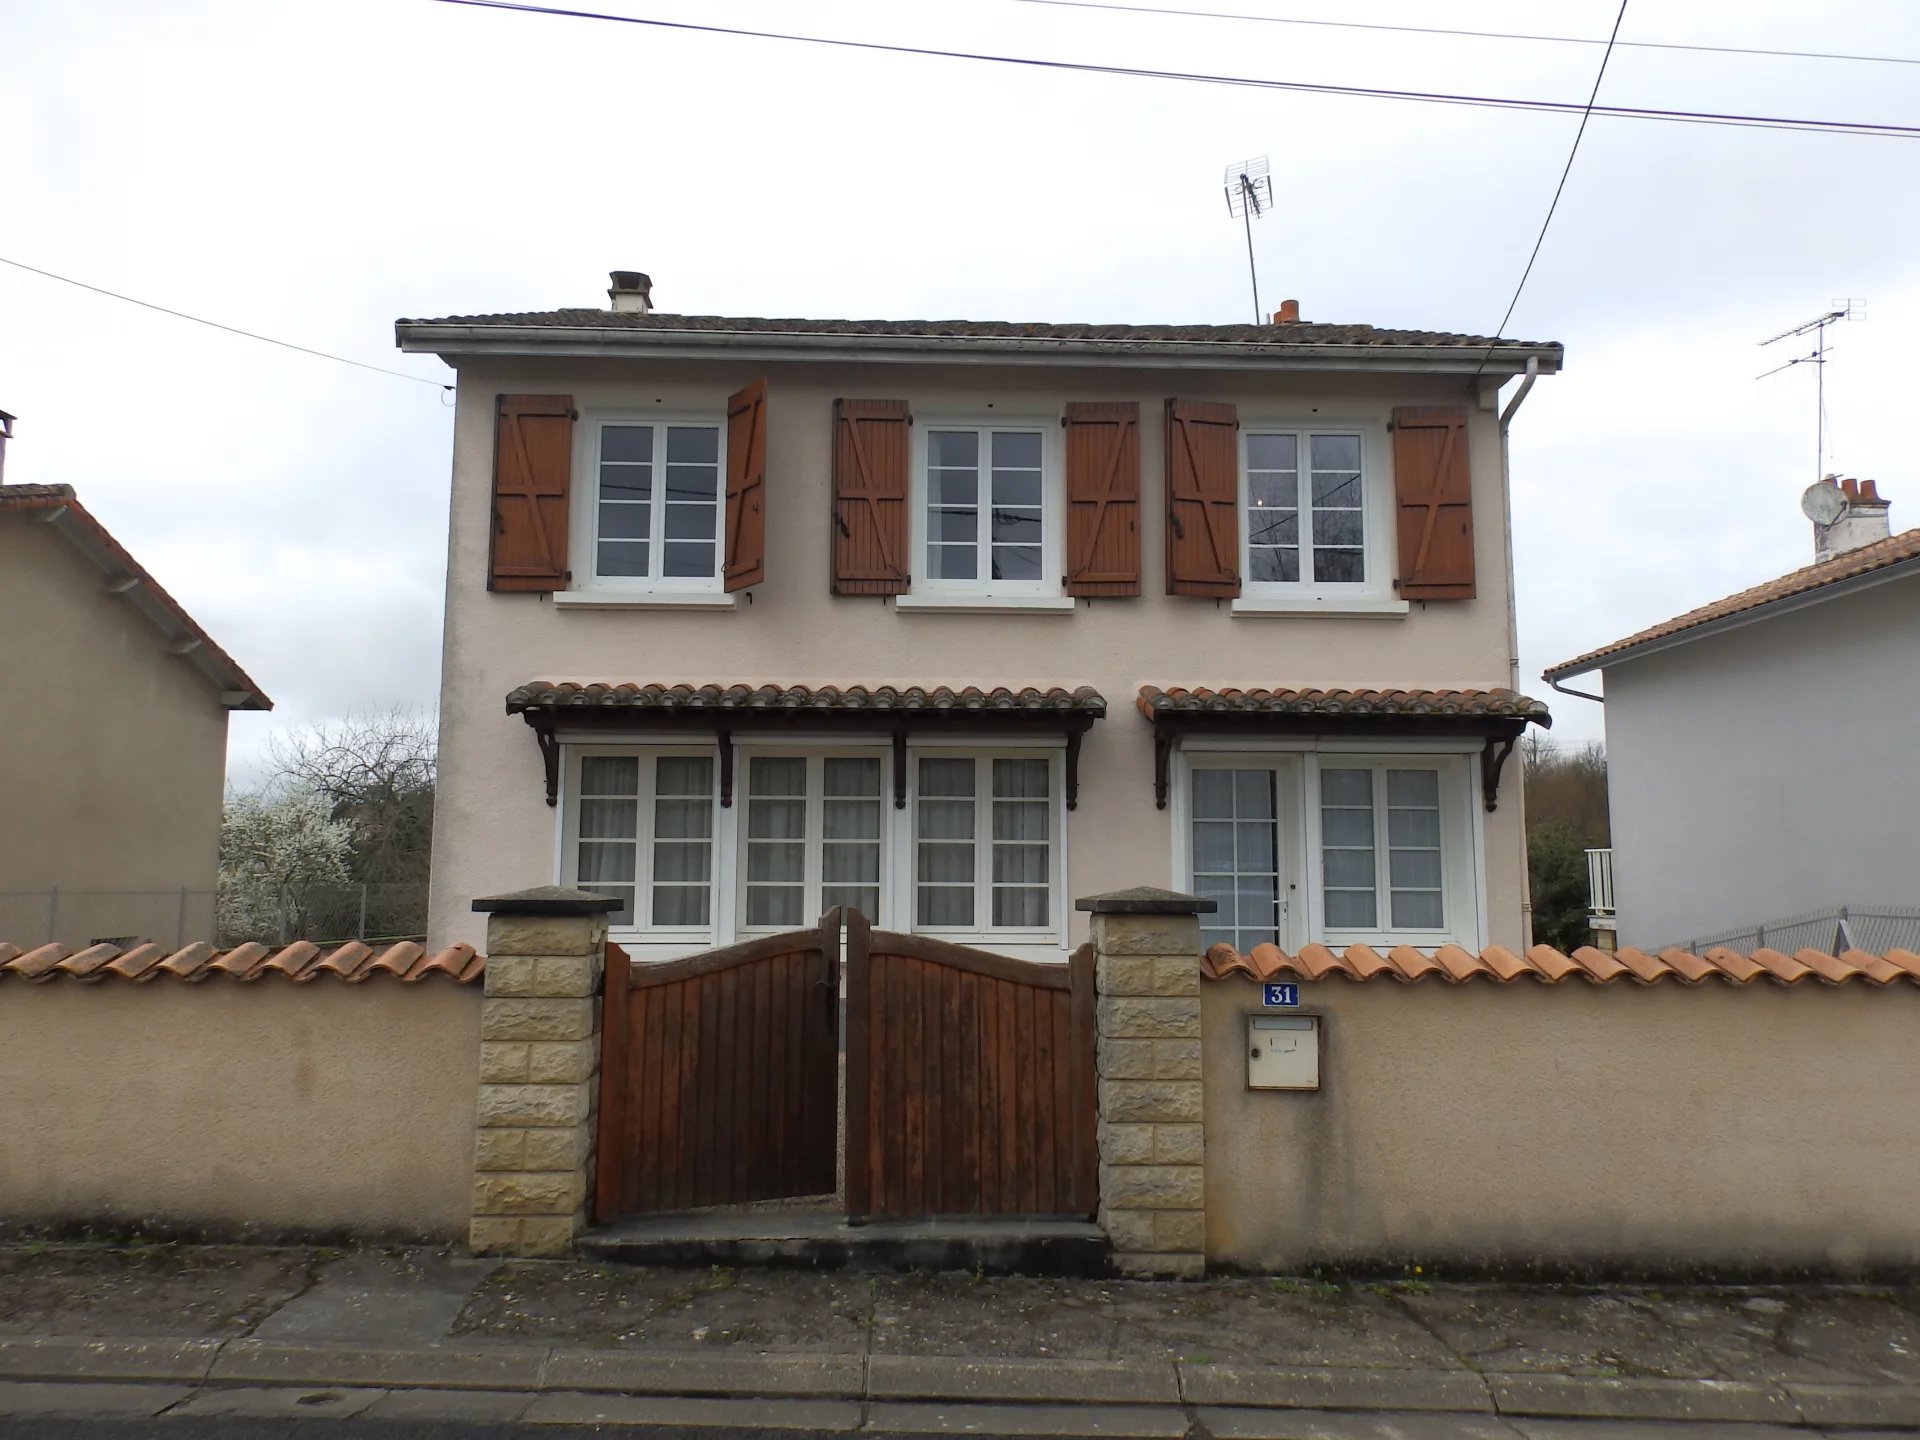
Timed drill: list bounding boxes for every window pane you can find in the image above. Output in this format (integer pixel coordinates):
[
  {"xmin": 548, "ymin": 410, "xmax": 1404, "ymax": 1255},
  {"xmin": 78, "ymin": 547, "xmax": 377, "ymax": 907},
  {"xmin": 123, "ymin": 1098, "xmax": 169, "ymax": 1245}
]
[
  {"xmin": 824, "ymin": 885, "xmax": 880, "ymax": 919},
  {"xmin": 930, "ymin": 507, "xmax": 977, "ymax": 543},
  {"xmin": 747, "ymin": 887, "xmax": 804, "ymax": 928},
  {"xmin": 578, "ymin": 842, "xmax": 635, "ymax": 883},
  {"xmin": 824, "ymin": 798, "xmax": 880, "ymax": 842},
  {"xmin": 584, "ymin": 885, "xmax": 634, "ymax": 928},
  {"xmin": 657, "ymin": 756, "xmax": 713, "ymax": 798},
  {"xmin": 1322, "ymin": 848, "xmax": 1376, "ymax": 889},
  {"xmin": 918, "ymin": 887, "xmax": 973, "ymax": 927},
  {"xmin": 1191, "ymin": 769, "xmax": 1234, "ymax": 818},
  {"xmin": 1387, "ymin": 770, "xmax": 1441, "ymax": 806},
  {"xmin": 1192, "ymin": 820, "xmax": 1235, "ymax": 873},
  {"xmin": 599, "ymin": 503, "xmax": 651, "ymax": 540},
  {"xmin": 748, "ymin": 798, "xmax": 805, "ymax": 840},
  {"xmin": 602, "ymin": 426, "xmax": 653, "ymax": 464},
  {"xmin": 653, "ymin": 886, "xmax": 709, "ymax": 927},
  {"xmin": 990, "ymin": 510, "xmax": 1043, "ymax": 545},
  {"xmin": 1390, "ymin": 849, "xmax": 1443, "ymax": 889},
  {"xmin": 930, "ymin": 469, "xmax": 978, "ymax": 507},
  {"xmin": 1387, "ymin": 807, "xmax": 1442, "ymax": 848},
  {"xmin": 920, "ymin": 758, "xmax": 976, "ymax": 798},
  {"xmin": 598, "ymin": 541, "xmax": 649, "ymax": 576},
  {"xmin": 750, "ymin": 757, "xmax": 806, "ymax": 796},
  {"xmin": 663, "ymin": 540, "xmax": 714, "ymax": 578},
  {"xmin": 665, "ymin": 465, "xmax": 717, "ymax": 501},
  {"xmin": 991, "ymin": 546, "xmax": 1042, "ymax": 580},
  {"xmin": 992, "ymin": 845, "xmax": 1049, "ymax": 884},
  {"xmin": 653, "ymin": 842, "xmax": 710, "ymax": 883},
  {"xmin": 928, "ymin": 431, "xmax": 979, "ymax": 468},
  {"xmin": 1321, "ymin": 768, "xmax": 1372, "ymax": 807},
  {"xmin": 1237, "ymin": 821, "xmax": 1276, "ymax": 871},
  {"xmin": 1234, "ymin": 771, "xmax": 1276, "ymax": 817},
  {"xmin": 1310, "ymin": 434, "xmax": 1361, "ymax": 472},
  {"xmin": 931, "ymin": 544, "xmax": 978, "ymax": 580},
  {"xmin": 1249, "ymin": 472, "xmax": 1298, "ymax": 510},
  {"xmin": 1313, "ymin": 548, "xmax": 1365, "ymax": 584},
  {"xmin": 1246, "ymin": 433, "xmax": 1298, "ymax": 471},
  {"xmin": 993, "ymin": 888, "xmax": 1049, "ymax": 927},
  {"xmin": 823, "ymin": 843, "xmax": 878, "ymax": 883},
  {"xmin": 600, "ymin": 470, "xmax": 652, "ymax": 502},
  {"xmin": 581, "ymin": 755, "xmax": 639, "ymax": 795},
  {"xmin": 992, "ymin": 431, "xmax": 1042, "ymax": 469},
  {"xmin": 1391, "ymin": 891, "xmax": 1444, "ymax": 930},
  {"xmin": 1249, "ymin": 548, "xmax": 1299, "ymax": 583},
  {"xmin": 1236, "ymin": 881, "xmax": 1279, "ymax": 940},
  {"xmin": 992, "ymin": 801, "xmax": 1049, "ymax": 842},
  {"xmin": 917, "ymin": 844, "xmax": 974, "ymax": 883},
  {"xmin": 993, "ymin": 758, "xmax": 1049, "ymax": 799},
  {"xmin": 1248, "ymin": 508, "xmax": 1299, "ymax": 546},
  {"xmin": 578, "ymin": 797, "xmax": 637, "ymax": 840},
  {"xmin": 664, "ymin": 504, "xmax": 717, "ymax": 540},
  {"xmin": 665, "ymin": 426, "xmax": 719, "ymax": 464},
  {"xmin": 1315, "ymin": 509, "xmax": 1364, "ymax": 547},
  {"xmin": 1325, "ymin": 890, "xmax": 1378, "ymax": 928},
  {"xmin": 993, "ymin": 472, "xmax": 1043, "ymax": 510},
  {"xmin": 652, "ymin": 798, "xmax": 709, "ymax": 839},
  {"xmin": 1322, "ymin": 808, "xmax": 1375, "ymax": 848},
  {"xmin": 825, "ymin": 756, "xmax": 881, "ymax": 797},
  {"xmin": 748, "ymin": 843, "xmax": 805, "ymax": 883}
]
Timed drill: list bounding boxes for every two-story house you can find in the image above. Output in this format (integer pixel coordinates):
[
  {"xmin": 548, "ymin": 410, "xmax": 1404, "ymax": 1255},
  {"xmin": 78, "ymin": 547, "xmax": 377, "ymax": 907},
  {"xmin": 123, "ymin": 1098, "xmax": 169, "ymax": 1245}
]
[{"xmin": 399, "ymin": 274, "xmax": 1558, "ymax": 962}]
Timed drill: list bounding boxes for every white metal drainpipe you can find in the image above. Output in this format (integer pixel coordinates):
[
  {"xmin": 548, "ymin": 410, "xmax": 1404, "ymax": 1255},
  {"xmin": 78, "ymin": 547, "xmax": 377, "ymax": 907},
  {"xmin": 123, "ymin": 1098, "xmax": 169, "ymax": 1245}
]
[{"xmin": 1497, "ymin": 357, "xmax": 1540, "ymax": 943}]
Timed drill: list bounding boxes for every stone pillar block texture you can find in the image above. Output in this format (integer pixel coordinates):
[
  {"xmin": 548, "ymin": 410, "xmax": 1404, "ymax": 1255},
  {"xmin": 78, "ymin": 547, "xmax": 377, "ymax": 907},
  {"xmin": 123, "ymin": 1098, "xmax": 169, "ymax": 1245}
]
[
  {"xmin": 1086, "ymin": 905, "xmax": 1207, "ymax": 1279},
  {"xmin": 468, "ymin": 904, "xmax": 608, "ymax": 1258}
]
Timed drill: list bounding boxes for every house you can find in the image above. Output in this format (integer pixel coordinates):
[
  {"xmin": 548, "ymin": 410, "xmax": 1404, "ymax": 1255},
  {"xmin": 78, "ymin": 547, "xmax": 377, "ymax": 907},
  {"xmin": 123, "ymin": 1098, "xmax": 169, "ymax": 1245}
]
[
  {"xmin": 0, "ymin": 464, "xmax": 272, "ymax": 948},
  {"xmin": 398, "ymin": 273, "xmax": 1560, "ymax": 960},
  {"xmin": 1545, "ymin": 477, "xmax": 1920, "ymax": 951}
]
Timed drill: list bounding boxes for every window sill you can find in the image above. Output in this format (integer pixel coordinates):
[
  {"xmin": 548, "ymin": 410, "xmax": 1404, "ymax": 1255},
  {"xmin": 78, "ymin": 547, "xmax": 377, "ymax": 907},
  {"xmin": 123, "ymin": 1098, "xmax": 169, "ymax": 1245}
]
[
  {"xmin": 1230, "ymin": 595, "xmax": 1410, "ymax": 618},
  {"xmin": 894, "ymin": 594, "xmax": 1078, "ymax": 614},
  {"xmin": 555, "ymin": 589, "xmax": 738, "ymax": 611}
]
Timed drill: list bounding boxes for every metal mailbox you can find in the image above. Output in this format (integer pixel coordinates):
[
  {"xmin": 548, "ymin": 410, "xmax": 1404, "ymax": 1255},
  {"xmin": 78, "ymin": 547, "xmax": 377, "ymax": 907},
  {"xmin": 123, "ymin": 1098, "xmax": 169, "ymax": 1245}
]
[{"xmin": 1247, "ymin": 1014, "xmax": 1319, "ymax": 1091}]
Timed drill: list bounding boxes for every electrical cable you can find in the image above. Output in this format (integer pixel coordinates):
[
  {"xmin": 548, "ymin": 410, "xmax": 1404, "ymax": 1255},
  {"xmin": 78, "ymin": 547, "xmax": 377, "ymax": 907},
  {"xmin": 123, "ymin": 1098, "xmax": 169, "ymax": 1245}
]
[
  {"xmin": 1474, "ymin": 0, "xmax": 1629, "ymax": 376},
  {"xmin": 425, "ymin": 0, "xmax": 1920, "ymax": 141},
  {"xmin": 1008, "ymin": 0, "xmax": 1920, "ymax": 70},
  {"xmin": 0, "ymin": 256, "xmax": 452, "ymax": 391}
]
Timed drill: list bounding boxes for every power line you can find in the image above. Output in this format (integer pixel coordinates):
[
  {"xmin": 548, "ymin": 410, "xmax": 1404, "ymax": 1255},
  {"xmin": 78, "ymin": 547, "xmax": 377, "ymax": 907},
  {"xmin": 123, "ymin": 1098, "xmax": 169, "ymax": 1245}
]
[
  {"xmin": 1476, "ymin": 0, "xmax": 1629, "ymax": 377},
  {"xmin": 1008, "ymin": 0, "xmax": 1920, "ymax": 70},
  {"xmin": 426, "ymin": 0, "xmax": 1920, "ymax": 141},
  {"xmin": 0, "ymin": 256, "xmax": 451, "ymax": 392}
]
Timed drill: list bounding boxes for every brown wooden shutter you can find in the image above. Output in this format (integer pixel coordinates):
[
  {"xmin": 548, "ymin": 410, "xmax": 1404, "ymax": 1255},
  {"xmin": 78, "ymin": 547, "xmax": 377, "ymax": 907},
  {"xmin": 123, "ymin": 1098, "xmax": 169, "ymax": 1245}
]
[
  {"xmin": 832, "ymin": 399, "xmax": 911, "ymax": 595},
  {"xmin": 1063, "ymin": 402, "xmax": 1141, "ymax": 598},
  {"xmin": 1163, "ymin": 399, "xmax": 1240, "ymax": 598},
  {"xmin": 489, "ymin": 394, "xmax": 575, "ymax": 593},
  {"xmin": 723, "ymin": 378, "xmax": 768, "ymax": 591},
  {"xmin": 1391, "ymin": 405, "xmax": 1476, "ymax": 600}
]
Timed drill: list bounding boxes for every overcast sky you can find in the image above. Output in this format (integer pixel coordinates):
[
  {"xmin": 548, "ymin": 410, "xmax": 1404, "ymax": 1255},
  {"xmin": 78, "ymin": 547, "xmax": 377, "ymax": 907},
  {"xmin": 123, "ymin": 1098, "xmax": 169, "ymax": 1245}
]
[{"xmin": 6, "ymin": 0, "xmax": 1917, "ymax": 777}]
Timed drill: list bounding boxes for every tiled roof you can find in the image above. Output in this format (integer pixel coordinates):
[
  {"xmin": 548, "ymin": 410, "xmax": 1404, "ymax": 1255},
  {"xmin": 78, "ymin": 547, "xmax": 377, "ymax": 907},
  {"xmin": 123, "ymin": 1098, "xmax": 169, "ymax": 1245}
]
[
  {"xmin": 398, "ymin": 310, "xmax": 1558, "ymax": 353},
  {"xmin": 0, "ymin": 484, "xmax": 271, "ymax": 710},
  {"xmin": 1138, "ymin": 686, "xmax": 1550, "ymax": 723},
  {"xmin": 1546, "ymin": 527, "xmax": 1920, "ymax": 680},
  {"xmin": 0, "ymin": 939, "xmax": 483, "ymax": 984},
  {"xmin": 507, "ymin": 682, "xmax": 1108, "ymax": 716},
  {"xmin": 1203, "ymin": 941, "xmax": 1920, "ymax": 988}
]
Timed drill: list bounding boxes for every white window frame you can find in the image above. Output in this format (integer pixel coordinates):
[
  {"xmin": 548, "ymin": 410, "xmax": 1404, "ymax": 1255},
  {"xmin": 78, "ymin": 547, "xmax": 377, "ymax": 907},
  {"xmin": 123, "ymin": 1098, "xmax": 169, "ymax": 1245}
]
[
  {"xmin": 568, "ymin": 411, "xmax": 728, "ymax": 596},
  {"xmin": 905, "ymin": 414, "xmax": 1066, "ymax": 607},
  {"xmin": 1171, "ymin": 742, "xmax": 1484, "ymax": 952},
  {"xmin": 733, "ymin": 745, "xmax": 895, "ymax": 936},
  {"xmin": 901, "ymin": 742, "xmax": 1067, "ymax": 948},
  {"xmin": 558, "ymin": 743, "xmax": 722, "ymax": 945},
  {"xmin": 1234, "ymin": 417, "xmax": 1404, "ymax": 615}
]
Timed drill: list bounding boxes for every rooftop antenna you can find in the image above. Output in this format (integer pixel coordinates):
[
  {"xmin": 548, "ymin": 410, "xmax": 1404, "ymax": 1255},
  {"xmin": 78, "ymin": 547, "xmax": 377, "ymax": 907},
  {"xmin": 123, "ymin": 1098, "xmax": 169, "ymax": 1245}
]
[
  {"xmin": 1223, "ymin": 157, "xmax": 1273, "ymax": 324},
  {"xmin": 1758, "ymin": 299, "xmax": 1863, "ymax": 482}
]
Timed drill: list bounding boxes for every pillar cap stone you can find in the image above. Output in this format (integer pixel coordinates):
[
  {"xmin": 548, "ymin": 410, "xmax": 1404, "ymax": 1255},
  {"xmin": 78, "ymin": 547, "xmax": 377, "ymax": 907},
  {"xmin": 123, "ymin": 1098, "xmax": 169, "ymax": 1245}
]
[
  {"xmin": 1076, "ymin": 887, "xmax": 1217, "ymax": 915},
  {"xmin": 474, "ymin": 886, "xmax": 623, "ymax": 916}
]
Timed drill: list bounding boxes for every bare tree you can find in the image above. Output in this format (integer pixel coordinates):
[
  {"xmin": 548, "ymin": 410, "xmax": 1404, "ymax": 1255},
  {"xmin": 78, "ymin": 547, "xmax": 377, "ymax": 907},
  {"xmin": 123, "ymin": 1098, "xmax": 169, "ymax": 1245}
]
[{"xmin": 265, "ymin": 707, "xmax": 437, "ymax": 884}]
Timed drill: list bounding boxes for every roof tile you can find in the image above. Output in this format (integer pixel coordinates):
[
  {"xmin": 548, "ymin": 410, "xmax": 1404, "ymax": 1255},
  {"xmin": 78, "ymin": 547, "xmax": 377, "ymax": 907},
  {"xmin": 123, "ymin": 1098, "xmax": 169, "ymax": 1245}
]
[
  {"xmin": 1547, "ymin": 528, "xmax": 1920, "ymax": 679},
  {"xmin": 0, "ymin": 938, "xmax": 483, "ymax": 986},
  {"xmin": 1137, "ymin": 686, "xmax": 1549, "ymax": 723},
  {"xmin": 507, "ymin": 681, "xmax": 1106, "ymax": 716}
]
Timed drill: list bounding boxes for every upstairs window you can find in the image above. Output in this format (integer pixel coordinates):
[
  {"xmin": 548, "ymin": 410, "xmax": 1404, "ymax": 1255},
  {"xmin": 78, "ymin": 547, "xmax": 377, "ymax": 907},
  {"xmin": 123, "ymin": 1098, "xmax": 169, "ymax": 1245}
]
[
  {"xmin": 1244, "ymin": 430, "xmax": 1369, "ymax": 588},
  {"xmin": 914, "ymin": 422, "xmax": 1058, "ymax": 597},
  {"xmin": 587, "ymin": 419, "xmax": 724, "ymax": 586}
]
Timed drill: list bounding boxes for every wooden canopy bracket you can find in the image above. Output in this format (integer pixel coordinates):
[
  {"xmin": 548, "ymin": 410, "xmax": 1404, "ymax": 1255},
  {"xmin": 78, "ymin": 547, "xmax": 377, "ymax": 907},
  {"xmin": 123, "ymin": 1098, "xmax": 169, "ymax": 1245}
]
[
  {"xmin": 893, "ymin": 728, "xmax": 909, "ymax": 810},
  {"xmin": 717, "ymin": 726, "xmax": 735, "ymax": 808},
  {"xmin": 1480, "ymin": 734, "xmax": 1518, "ymax": 813},
  {"xmin": 1065, "ymin": 726, "xmax": 1084, "ymax": 811},
  {"xmin": 1153, "ymin": 725, "xmax": 1175, "ymax": 810},
  {"xmin": 524, "ymin": 712, "xmax": 561, "ymax": 807}
]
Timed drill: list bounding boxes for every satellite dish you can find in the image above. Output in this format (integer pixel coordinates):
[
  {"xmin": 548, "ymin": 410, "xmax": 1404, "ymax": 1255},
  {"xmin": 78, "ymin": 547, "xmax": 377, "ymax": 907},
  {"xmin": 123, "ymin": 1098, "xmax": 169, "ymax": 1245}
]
[{"xmin": 1800, "ymin": 482, "xmax": 1847, "ymax": 526}]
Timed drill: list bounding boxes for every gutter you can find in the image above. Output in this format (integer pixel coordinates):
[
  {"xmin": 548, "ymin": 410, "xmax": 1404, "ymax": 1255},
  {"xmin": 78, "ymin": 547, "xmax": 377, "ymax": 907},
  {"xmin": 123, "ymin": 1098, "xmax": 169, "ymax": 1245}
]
[{"xmin": 394, "ymin": 324, "xmax": 1563, "ymax": 377}]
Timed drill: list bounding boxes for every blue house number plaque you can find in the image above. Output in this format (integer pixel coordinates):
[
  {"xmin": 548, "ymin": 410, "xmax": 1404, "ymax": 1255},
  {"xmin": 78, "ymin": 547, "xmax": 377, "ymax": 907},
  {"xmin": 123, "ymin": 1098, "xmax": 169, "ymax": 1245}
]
[{"xmin": 1262, "ymin": 983, "xmax": 1300, "ymax": 1008}]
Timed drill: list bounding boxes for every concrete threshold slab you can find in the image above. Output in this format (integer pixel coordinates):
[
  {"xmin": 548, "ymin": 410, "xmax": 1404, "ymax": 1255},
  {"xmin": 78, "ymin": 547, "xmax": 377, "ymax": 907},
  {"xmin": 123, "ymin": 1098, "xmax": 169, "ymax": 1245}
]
[
  {"xmin": 867, "ymin": 1400, "xmax": 1191, "ymax": 1436},
  {"xmin": 1179, "ymin": 1364, "xmax": 1494, "ymax": 1414},
  {"xmin": 867, "ymin": 1355, "xmax": 1181, "ymax": 1405},
  {"xmin": 0, "ymin": 1336, "xmax": 223, "ymax": 1384},
  {"xmin": 209, "ymin": 1338, "xmax": 550, "ymax": 1391},
  {"xmin": 524, "ymin": 1391, "xmax": 863, "ymax": 1429},
  {"xmin": 1486, "ymin": 1373, "xmax": 1799, "ymax": 1425},
  {"xmin": 544, "ymin": 1347, "xmax": 865, "ymax": 1398}
]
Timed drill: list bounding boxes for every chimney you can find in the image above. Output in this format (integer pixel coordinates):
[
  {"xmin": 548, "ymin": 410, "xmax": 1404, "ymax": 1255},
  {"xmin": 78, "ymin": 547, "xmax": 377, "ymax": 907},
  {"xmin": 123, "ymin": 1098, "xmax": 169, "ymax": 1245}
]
[
  {"xmin": 607, "ymin": 271, "xmax": 653, "ymax": 314},
  {"xmin": 1272, "ymin": 299, "xmax": 1301, "ymax": 324},
  {"xmin": 1812, "ymin": 475, "xmax": 1893, "ymax": 562}
]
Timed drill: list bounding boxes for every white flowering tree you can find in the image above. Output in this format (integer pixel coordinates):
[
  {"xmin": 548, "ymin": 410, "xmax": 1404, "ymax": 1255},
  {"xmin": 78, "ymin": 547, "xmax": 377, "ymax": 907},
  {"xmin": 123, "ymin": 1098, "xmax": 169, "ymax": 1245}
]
[{"xmin": 216, "ymin": 787, "xmax": 353, "ymax": 945}]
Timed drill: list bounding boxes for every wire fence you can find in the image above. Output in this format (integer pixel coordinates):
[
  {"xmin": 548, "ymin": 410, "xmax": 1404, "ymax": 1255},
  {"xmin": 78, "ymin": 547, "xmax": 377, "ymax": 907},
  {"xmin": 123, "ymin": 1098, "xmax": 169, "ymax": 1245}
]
[
  {"xmin": 0, "ymin": 883, "xmax": 430, "ymax": 951},
  {"xmin": 1674, "ymin": 905, "xmax": 1920, "ymax": 956}
]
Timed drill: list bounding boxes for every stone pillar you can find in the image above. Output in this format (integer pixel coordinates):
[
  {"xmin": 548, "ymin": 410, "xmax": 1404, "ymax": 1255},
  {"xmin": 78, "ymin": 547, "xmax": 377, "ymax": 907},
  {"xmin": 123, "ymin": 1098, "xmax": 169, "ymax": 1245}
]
[
  {"xmin": 468, "ymin": 886, "xmax": 620, "ymax": 1258},
  {"xmin": 1076, "ymin": 887, "xmax": 1213, "ymax": 1279}
]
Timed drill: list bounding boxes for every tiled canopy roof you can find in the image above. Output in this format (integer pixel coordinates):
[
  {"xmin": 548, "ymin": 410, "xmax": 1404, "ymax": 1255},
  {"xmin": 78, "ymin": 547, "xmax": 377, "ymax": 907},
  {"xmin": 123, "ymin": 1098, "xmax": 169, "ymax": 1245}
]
[
  {"xmin": 1138, "ymin": 686, "xmax": 1550, "ymax": 724},
  {"xmin": 0, "ymin": 939, "xmax": 482, "ymax": 985},
  {"xmin": 1546, "ymin": 527, "xmax": 1920, "ymax": 680},
  {"xmin": 0, "ymin": 484, "xmax": 271, "ymax": 710},
  {"xmin": 507, "ymin": 682, "xmax": 1107, "ymax": 717},
  {"xmin": 399, "ymin": 311, "xmax": 1558, "ymax": 353},
  {"xmin": 1203, "ymin": 941, "xmax": 1920, "ymax": 988}
]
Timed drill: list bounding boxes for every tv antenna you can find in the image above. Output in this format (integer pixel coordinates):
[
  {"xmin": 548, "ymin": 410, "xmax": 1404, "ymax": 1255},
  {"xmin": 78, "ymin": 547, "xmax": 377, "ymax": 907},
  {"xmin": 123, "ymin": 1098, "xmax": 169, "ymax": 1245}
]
[
  {"xmin": 1223, "ymin": 157, "xmax": 1274, "ymax": 324},
  {"xmin": 1758, "ymin": 299, "xmax": 1863, "ymax": 482}
]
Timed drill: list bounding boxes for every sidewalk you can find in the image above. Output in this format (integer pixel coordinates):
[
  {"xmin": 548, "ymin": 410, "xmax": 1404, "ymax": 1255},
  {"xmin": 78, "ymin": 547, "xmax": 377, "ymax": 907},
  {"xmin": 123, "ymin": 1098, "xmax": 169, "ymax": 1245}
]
[{"xmin": 1, "ymin": 1242, "xmax": 1918, "ymax": 1433}]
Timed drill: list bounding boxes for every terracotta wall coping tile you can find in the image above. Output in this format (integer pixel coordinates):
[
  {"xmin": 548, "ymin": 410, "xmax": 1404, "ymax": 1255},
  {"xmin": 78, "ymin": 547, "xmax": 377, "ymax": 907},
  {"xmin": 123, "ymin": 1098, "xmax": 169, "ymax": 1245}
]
[
  {"xmin": 1202, "ymin": 939, "xmax": 1920, "ymax": 989},
  {"xmin": 0, "ymin": 939, "xmax": 484, "ymax": 986}
]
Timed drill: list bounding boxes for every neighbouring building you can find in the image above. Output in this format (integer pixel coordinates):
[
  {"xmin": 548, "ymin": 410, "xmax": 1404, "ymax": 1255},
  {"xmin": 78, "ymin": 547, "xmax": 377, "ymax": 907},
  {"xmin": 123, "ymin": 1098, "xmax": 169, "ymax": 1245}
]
[
  {"xmin": 1545, "ymin": 476, "xmax": 1920, "ymax": 951},
  {"xmin": 0, "ymin": 472, "xmax": 272, "ymax": 947},
  {"xmin": 398, "ymin": 272, "xmax": 1560, "ymax": 961}
]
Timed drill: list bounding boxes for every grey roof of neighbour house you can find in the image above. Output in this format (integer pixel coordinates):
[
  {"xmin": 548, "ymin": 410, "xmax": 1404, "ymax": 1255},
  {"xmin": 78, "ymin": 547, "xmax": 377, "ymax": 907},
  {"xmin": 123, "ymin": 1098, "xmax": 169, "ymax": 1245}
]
[{"xmin": 395, "ymin": 310, "xmax": 1562, "ymax": 371}]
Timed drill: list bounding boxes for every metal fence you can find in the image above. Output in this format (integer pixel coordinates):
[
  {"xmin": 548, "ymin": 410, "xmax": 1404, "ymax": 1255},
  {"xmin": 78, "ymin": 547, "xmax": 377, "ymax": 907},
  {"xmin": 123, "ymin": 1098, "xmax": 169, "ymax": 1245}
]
[
  {"xmin": 1675, "ymin": 904, "xmax": 1920, "ymax": 956},
  {"xmin": 0, "ymin": 883, "xmax": 430, "ymax": 950}
]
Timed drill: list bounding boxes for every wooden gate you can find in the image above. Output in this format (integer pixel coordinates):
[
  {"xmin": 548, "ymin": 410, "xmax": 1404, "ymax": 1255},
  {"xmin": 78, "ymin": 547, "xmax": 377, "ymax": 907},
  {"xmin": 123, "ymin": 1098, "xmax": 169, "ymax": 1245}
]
[
  {"xmin": 844, "ymin": 911, "xmax": 1098, "ymax": 1221},
  {"xmin": 594, "ymin": 911, "xmax": 841, "ymax": 1221}
]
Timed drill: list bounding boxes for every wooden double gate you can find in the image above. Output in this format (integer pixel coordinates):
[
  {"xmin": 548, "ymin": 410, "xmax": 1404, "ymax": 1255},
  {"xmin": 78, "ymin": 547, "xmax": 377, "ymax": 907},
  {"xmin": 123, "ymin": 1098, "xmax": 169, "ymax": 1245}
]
[{"xmin": 594, "ymin": 909, "xmax": 1098, "ymax": 1223}]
